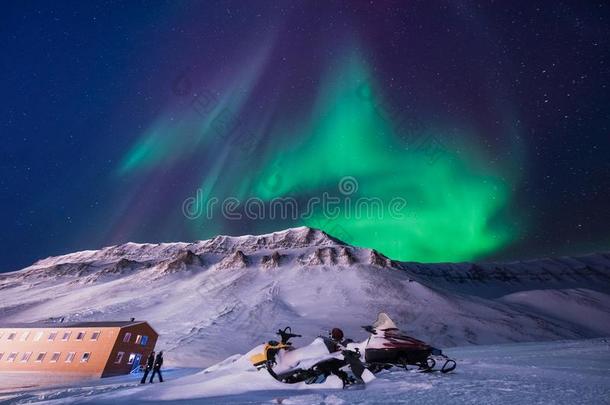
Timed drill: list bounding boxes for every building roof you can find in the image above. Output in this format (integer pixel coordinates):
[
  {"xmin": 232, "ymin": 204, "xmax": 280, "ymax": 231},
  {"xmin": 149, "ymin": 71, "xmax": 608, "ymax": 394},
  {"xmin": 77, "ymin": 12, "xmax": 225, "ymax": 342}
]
[{"xmin": 0, "ymin": 320, "xmax": 146, "ymax": 329}]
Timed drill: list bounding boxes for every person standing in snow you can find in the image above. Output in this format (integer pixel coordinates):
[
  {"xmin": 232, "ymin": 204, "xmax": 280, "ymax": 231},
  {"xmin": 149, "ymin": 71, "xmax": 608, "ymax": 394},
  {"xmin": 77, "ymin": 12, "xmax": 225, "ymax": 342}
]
[
  {"xmin": 149, "ymin": 351, "xmax": 164, "ymax": 383},
  {"xmin": 325, "ymin": 328, "xmax": 354, "ymax": 352},
  {"xmin": 140, "ymin": 351, "xmax": 155, "ymax": 384},
  {"xmin": 321, "ymin": 328, "xmax": 366, "ymax": 386}
]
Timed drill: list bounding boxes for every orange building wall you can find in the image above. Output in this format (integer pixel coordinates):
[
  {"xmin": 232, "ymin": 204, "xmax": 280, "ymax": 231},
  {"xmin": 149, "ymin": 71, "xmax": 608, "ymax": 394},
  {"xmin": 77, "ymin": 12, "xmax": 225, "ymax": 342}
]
[
  {"xmin": 0, "ymin": 326, "xmax": 119, "ymax": 377},
  {"xmin": 102, "ymin": 323, "xmax": 158, "ymax": 377},
  {"xmin": 0, "ymin": 323, "xmax": 158, "ymax": 378}
]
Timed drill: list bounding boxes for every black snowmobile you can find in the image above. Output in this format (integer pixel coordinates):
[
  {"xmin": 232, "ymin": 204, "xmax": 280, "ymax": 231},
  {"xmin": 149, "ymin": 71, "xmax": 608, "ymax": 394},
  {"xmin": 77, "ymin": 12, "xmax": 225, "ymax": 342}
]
[
  {"xmin": 250, "ymin": 327, "xmax": 367, "ymax": 388},
  {"xmin": 361, "ymin": 313, "xmax": 457, "ymax": 374}
]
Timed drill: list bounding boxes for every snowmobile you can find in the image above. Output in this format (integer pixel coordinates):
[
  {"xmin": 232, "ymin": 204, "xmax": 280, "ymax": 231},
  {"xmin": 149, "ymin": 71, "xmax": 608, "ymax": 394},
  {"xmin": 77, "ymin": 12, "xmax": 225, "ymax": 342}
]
[
  {"xmin": 250, "ymin": 327, "xmax": 369, "ymax": 388},
  {"xmin": 361, "ymin": 313, "xmax": 457, "ymax": 374}
]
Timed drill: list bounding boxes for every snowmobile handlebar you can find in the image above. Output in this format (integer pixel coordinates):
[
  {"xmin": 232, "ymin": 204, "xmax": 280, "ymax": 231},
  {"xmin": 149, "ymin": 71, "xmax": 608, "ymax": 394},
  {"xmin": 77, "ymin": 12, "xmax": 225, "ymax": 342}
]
[
  {"xmin": 277, "ymin": 327, "xmax": 301, "ymax": 344},
  {"xmin": 362, "ymin": 325, "xmax": 377, "ymax": 334}
]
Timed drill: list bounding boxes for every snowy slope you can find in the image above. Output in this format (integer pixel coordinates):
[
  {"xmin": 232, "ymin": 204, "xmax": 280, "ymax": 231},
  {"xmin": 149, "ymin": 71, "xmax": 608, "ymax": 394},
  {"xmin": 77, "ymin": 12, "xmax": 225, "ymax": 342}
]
[
  {"xmin": 2, "ymin": 339, "xmax": 609, "ymax": 404},
  {"xmin": 1, "ymin": 227, "xmax": 609, "ymax": 367}
]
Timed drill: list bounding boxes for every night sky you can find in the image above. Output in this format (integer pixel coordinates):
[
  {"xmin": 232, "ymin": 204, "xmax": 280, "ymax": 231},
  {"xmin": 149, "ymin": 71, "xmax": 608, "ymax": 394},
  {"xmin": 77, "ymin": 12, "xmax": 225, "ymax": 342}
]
[{"xmin": 2, "ymin": 1, "xmax": 609, "ymax": 272}]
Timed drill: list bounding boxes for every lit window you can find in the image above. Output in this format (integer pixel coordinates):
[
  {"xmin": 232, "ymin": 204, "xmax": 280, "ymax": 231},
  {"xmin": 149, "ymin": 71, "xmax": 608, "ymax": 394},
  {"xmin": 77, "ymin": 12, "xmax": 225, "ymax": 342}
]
[
  {"xmin": 135, "ymin": 335, "xmax": 142, "ymax": 344},
  {"xmin": 114, "ymin": 352, "xmax": 124, "ymax": 364},
  {"xmin": 7, "ymin": 333, "xmax": 16, "ymax": 341},
  {"xmin": 20, "ymin": 331, "xmax": 31, "ymax": 341},
  {"xmin": 34, "ymin": 331, "xmax": 44, "ymax": 341},
  {"xmin": 7, "ymin": 352, "xmax": 18, "ymax": 362},
  {"xmin": 140, "ymin": 335, "xmax": 149, "ymax": 345},
  {"xmin": 81, "ymin": 352, "xmax": 91, "ymax": 363},
  {"xmin": 123, "ymin": 332, "xmax": 132, "ymax": 343},
  {"xmin": 127, "ymin": 353, "xmax": 136, "ymax": 365},
  {"xmin": 65, "ymin": 352, "xmax": 76, "ymax": 363},
  {"xmin": 20, "ymin": 352, "xmax": 32, "ymax": 362},
  {"xmin": 62, "ymin": 332, "xmax": 71, "ymax": 341},
  {"xmin": 48, "ymin": 331, "xmax": 58, "ymax": 341},
  {"xmin": 91, "ymin": 331, "xmax": 100, "ymax": 341},
  {"xmin": 76, "ymin": 331, "xmax": 86, "ymax": 341},
  {"xmin": 50, "ymin": 352, "xmax": 61, "ymax": 363},
  {"xmin": 35, "ymin": 352, "xmax": 46, "ymax": 362}
]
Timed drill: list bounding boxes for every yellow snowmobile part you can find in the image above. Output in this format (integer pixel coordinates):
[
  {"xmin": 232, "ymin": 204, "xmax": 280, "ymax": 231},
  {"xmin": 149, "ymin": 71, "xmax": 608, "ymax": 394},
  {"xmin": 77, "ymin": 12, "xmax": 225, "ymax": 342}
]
[{"xmin": 250, "ymin": 342, "xmax": 291, "ymax": 366}]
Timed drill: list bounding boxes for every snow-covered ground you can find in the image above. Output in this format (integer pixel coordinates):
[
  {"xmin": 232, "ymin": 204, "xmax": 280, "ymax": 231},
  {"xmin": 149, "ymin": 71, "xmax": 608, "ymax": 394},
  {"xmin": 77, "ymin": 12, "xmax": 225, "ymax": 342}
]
[
  {"xmin": 1, "ymin": 227, "xmax": 609, "ymax": 367},
  {"xmin": 1, "ymin": 227, "xmax": 609, "ymax": 403},
  {"xmin": 2, "ymin": 338, "xmax": 609, "ymax": 404}
]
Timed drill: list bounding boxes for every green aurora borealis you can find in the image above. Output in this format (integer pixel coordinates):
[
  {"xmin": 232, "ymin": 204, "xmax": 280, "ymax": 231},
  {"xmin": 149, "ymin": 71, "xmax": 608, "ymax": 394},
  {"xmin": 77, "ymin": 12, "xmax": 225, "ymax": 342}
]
[
  {"xmin": 117, "ymin": 47, "xmax": 518, "ymax": 263},
  {"xmin": 249, "ymin": 52, "xmax": 516, "ymax": 262},
  {"xmin": 4, "ymin": 1, "xmax": 610, "ymax": 274}
]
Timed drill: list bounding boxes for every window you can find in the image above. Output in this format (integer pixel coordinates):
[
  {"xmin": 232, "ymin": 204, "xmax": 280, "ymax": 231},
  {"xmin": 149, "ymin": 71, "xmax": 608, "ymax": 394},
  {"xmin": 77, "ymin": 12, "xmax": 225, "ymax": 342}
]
[
  {"xmin": 7, "ymin": 352, "xmax": 18, "ymax": 362},
  {"xmin": 48, "ymin": 331, "xmax": 58, "ymax": 341},
  {"xmin": 80, "ymin": 352, "xmax": 91, "ymax": 363},
  {"xmin": 140, "ymin": 335, "xmax": 149, "ymax": 345},
  {"xmin": 34, "ymin": 331, "xmax": 44, "ymax": 341},
  {"xmin": 76, "ymin": 331, "xmax": 86, "ymax": 341},
  {"xmin": 0, "ymin": 332, "xmax": 3, "ymax": 339},
  {"xmin": 134, "ymin": 335, "xmax": 142, "ymax": 344},
  {"xmin": 65, "ymin": 352, "xmax": 76, "ymax": 363},
  {"xmin": 20, "ymin": 331, "xmax": 31, "ymax": 341},
  {"xmin": 90, "ymin": 331, "xmax": 100, "ymax": 341},
  {"xmin": 7, "ymin": 332, "xmax": 16, "ymax": 341},
  {"xmin": 114, "ymin": 352, "xmax": 124, "ymax": 364},
  {"xmin": 127, "ymin": 353, "xmax": 136, "ymax": 365},
  {"xmin": 20, "ymin": 352, "xmax": 32, "ymax": 362},
  {"xmin": 0, "ymin": 353, "xmax": 4, "ymax": 361},
  {"xmin": 35, "ymin": 352, "xmax": 46, "ymax": 362},
  {"xmin": 62, "ymin": 331, "xmax": 71, "ymax": 341},
  {"xmin": 123, "ymin": 332, "xmax": 132, "ymax": 343},
  {"xmin": 50, "ymin": 352, "xmax": 61, "ymax": 363}
]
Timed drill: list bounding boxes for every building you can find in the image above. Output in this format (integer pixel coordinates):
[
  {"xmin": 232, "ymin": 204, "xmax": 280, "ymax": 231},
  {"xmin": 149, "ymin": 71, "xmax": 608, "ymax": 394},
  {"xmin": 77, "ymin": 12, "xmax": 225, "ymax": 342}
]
[{"xmin": 0, "ymin": 320, "xmax": 158, "ymax": 377}]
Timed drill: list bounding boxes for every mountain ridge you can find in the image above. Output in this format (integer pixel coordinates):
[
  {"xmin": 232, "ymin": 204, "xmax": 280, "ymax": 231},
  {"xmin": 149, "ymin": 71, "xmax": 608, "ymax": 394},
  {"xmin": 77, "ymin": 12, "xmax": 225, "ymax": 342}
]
[
  {"xmin": 1, "ymin": 227, "xmax": 609, "ymax": 367},
  {"xmin": 9, "ymin": 226, "xmax": 609, "ymax": 277}
]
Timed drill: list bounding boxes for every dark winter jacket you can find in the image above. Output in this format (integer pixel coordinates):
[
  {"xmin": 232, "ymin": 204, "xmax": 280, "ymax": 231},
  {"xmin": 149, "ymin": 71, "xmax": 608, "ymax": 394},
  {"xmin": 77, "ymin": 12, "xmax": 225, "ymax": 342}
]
[
  {"xmin": 154, "ymin": 353, "xmax": 164, "ymax": 370},
  {"xmin": 322, "ymin": 337, "xmax": 354, "ymax": 353},
  {"xmin": 145, "ymin": 353, "xmax": 155, "ymax": 370}
]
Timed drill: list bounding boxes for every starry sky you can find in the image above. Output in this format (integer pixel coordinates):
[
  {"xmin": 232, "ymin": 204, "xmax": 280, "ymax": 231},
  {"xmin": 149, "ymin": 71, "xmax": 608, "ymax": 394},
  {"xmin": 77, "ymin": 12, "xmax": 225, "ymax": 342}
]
[{"xmin": 2, "ymin": 1, "xmax": 609, "ymax": 272}]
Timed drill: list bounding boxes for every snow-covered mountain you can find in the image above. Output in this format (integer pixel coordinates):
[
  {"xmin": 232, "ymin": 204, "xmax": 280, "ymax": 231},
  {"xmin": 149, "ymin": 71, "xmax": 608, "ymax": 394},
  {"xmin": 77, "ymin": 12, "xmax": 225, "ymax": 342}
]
[{"xmin": 1, "ymin": 226, "xmax": 609, "ymax": 367}]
